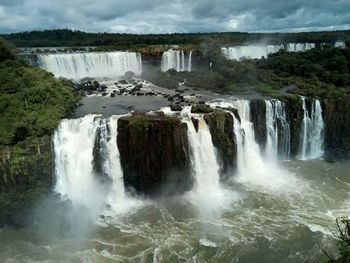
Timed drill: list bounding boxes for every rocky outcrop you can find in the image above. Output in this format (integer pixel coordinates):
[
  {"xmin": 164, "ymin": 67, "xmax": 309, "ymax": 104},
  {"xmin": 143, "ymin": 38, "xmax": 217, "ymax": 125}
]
[
  {"xmin": 117, "ymin": 112, "xmax": 192, "ymax": 197},
  {"xmin": 0, "ymin": 136, "xmax": 53, "ymax": 227},
  {"xmin": 323, "ymin": 96, "xmax": 350, "ymax": 159},
  {"xmin": 250, "ymin": 99, "xmax": 266, "ymax": 151},
  {"xmin": 191, "ymin": 104, "xmax": 213, "ymax": 113},
  {"xmin": 204, "ymin": 110, "xmax": 237, "ymax": 178},
  {"xmin": 279, "ymin": 95, "xmax": 304, "ymax": 157}
]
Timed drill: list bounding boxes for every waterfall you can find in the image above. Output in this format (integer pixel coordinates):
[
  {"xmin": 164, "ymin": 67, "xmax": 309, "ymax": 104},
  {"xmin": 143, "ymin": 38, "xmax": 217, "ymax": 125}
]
[
  {"xmin": 298, "ymin": 97, "xmax": 324, "ymax": 160},
  {"xmin": 54, "ymin": 115, "xmax": 102, "ymax": 208},
  {"xmin": 231, "ymin": 100, "xmax": 267, "ymax": 174},
  {"xmin": 265, "ymin": 100, "xmax": 290, "ymax": 161},
  {"xmin": 210, "ymin": 99, "xmax": 297, "ymax": 192},
  {"xmin": 161, "ymin": 50, "xmax": 192, "ymax": 72},
  {"xmin": 53, "ymin": 115, "xmax": 129, "ymax": 215},
  {"xmin": 286, "ymin": 43, "xmax": 315, "ymax": 52},
  {"xmin": 38, "ymin": 51, "xmax": 142, "ymax": 80},
  {"xmin": 221, "ymin": 43, "xmax": 315, "ymax": 60},
  {"xmin": 186, "ymin": 117, "xmax": 221, "ymax": 194},
  {"xmin": 183, "ymin": 112, "xmax": 233, "ymax": 217},
  {"xmin": 334, "ymin": 41, "xmax": 346, "ymax": 48},
  {"xmin": 188, "ymin": 51, "xmax": 192, "ymax": 72}
]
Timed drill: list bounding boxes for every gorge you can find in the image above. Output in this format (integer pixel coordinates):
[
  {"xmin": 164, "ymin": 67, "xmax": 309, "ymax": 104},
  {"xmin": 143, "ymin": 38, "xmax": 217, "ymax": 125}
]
[{"xmin": 0, "ymin": 33, "xmax": 350, "ymax": 262}]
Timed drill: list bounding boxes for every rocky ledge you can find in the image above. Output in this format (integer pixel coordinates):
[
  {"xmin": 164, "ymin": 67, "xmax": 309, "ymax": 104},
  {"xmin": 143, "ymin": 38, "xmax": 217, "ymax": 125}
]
[{"xmin": 117, "ymin": 112, "xmax": 192, "ymax": 197}]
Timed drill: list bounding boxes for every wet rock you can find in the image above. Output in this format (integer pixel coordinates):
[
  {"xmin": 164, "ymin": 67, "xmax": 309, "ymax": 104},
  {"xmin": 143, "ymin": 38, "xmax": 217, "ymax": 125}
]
[
  {"xmin": 191, "ymin": 117, "xmax": 199, "ymax": 132},
  {"xmin": 119, "ymin": 79, "xmax": 128, "ymax": 84},
  {"xmin": 170, "ymin": 105, "xmax": 182, "ymax": 111},
  {"xmin": 175, "ymin": 89, "xmax": 185, "ymax": 94},
  {"xmin": 191, "ymin": 104, "xmax": 213, "ymax": 113},
  {"xmin": 99, "ymin": 85, "xmax": 108, "ymax": 92},
  {"xmin": 279, "ymin": 95, "xmax": 304, "ymax": 156},
  {"xmin": 323, "ymin": 96, "xmax": 350, "ymax": 159},
  {"xmin": 250, "ymin": 99, "xmax": 266, "ymax": 150},
  {"xmin": 117, "ymin": 113, "xmax": 192, "ymax": 197},
  {"xmin": 93, "ymin": 80, "xmax": 100, "ymax": 88},
  {"xmin": 204, "ymin": 111, "xmax": 237, "ymax": 177}
]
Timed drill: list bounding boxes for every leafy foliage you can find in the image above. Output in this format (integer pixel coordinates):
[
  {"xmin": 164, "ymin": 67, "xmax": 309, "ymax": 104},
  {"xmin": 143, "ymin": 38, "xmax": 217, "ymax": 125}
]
[
  {"xmin": 0, "ymin": 39, "xmax": 78, "ymax": 146},
  {"xmin": 146, "ymin": 45, "xmax": 350, "ymax": 98},
  {"xmin": 321, "ymin": 218, "xmax": 350, "ymax": 262}
]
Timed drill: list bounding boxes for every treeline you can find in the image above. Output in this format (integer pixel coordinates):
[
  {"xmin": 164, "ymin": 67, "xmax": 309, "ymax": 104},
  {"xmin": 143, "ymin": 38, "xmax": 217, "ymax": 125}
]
[
  {"xmin": 1, "ymin": 29, "xmax": 350, "ymax": 48},
  {"xmin": 147, "ymin": 45, "xmax": 350, "ymax": 98},
  {"xmin": 215, "ymin": 45, "xmax": 350, "ymax": 96},
  {"xmin": 0, "ymin": 38, "xmax": 78, "ymax": 146}
]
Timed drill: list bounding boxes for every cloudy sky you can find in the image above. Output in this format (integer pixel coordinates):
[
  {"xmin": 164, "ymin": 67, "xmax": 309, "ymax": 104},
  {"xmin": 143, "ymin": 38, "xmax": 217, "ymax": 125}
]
[{"xmin": 0, "ymin": 0, "xmax": 350, "ymax": 34}]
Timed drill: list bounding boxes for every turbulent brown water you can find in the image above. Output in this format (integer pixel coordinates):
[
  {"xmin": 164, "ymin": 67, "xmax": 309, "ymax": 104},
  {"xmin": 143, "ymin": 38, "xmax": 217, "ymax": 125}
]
[{"xmin": 0, "ymin": 160, "xmax": 349, "ymax": 263}]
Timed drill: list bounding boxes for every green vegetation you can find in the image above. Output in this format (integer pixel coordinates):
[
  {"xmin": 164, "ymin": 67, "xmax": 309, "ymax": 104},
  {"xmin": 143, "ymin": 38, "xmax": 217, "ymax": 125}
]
[
  {"xmin": 0, "ymin": 39, "xmax": 78, "ymax": 146},
  {"xmin": 146, "ymin": 45, "xmax": 350, "ymax": 98},
  {"xmin": 2, "ymin": 29, "xmax": 350, "ymax": 49},
  {"xmin": 322, "ymin": 218, "xmax": 350, "ymax": 262},
  {"xmin": 0, "ymin": 38, "xmax": 79, "ymax": 226}
]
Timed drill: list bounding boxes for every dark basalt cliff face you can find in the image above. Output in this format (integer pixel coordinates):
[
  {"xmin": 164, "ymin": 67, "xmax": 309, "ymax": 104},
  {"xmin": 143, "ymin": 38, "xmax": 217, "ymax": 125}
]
[
  {"xmin": 280, "ymin": 95, "xmax": 304, "ymax": 157},
  {"xmin": 250, "ymin": 99, "xmax": 267, "ymax": 152},
  {"xmin": 203, "ymin": 111, "xmax": 237, "ymax": 177},
  {"xmin": 0, "ymin": 136, "xmax": 53, "ymax": 227},
  {"xmin": 117, "ymin": 112, "xmax": 192, "ymax": 197},
  {"xmin": 323, "ymin": 96, "xmax": 350, "ymax": 159}
]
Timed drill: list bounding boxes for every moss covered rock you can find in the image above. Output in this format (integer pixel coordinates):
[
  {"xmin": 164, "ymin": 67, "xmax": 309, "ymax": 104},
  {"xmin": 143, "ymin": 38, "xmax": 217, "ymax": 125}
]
[
  {"xmin": 117, "ymin": 112, "xmax": 192, "ymax": 197},
  {"xmin": 204, "ymin": 110, "xmax": 237, "ymax": 177},
  {"xmin": 323, "ymin": 96, "xmax": 350, "ymax": 159},
  {"xmin": 0, "ymin": 136, "xmax": 52, "ymax": 227}
]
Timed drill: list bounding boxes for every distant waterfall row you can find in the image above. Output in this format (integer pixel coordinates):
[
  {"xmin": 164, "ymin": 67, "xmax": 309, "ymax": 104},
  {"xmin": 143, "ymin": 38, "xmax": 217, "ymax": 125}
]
[
  {"xmin": 222, "ymin": 41, "xmax": 346, "ymax": 60},
  {"xmin": 161, "ymin": 50, "xmax": 192, "ymax": 72},
  {"xmin": 36, "ymin": 49, "xmax": 194, "ymax": 79},
  {"xmin": 38, "ymin": 52, "xmax": 143, "ymax": 80}
]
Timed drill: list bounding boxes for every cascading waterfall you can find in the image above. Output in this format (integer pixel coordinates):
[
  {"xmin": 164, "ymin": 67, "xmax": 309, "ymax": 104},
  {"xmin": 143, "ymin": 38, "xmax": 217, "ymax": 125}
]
[
  {"xmin": 188, "ymin": 51, "xmax": 192, "ymax": 72},
  {"xmin": 221, "ymin": 45, "xmax": 282, "ymax": 60},
  {"xmin": 265, "ymin": 100, "xmax": 290, "ymax": 161},
  {"xmin": 54, "ymin": 114, "xmax": 102, "ymax": 208},
  {"xmin": 161, "ymin": 50, "xmax": 192, "ymax": 72},
  {"xmin": 231, "ymin": 100, "xmax": 267, "ymax": 175},
  {"xmin": 211, "ymin": 100, "xmax": 298, "ymax": 192},
  {"xmin": 38, "ymin": 51, "xmax": 142, "ymax": 80},
  {"xmin": 334, "ymin": 41, "xmax": 346, "ymax": 48},
  {"xmin": 286, "ymin": 43, "xmax": 315, "ymax": 52},
  {"xmin": 53, "ymin": 114, "xmax": 130, "ymax": 217},
  {"xmin": 182, "ymin": 110, "xmax": 233, "ymax": 217},
  {"xmin": 186, "ymin": 117, "xmax": 221, "ymax": 194},
  {"xmin": 221, "ymin": 43, "xmax": 315, "ymax": 60},
  {"xmin": 298, "ymin": 97, "xmax": 324, "ymax": 160}
]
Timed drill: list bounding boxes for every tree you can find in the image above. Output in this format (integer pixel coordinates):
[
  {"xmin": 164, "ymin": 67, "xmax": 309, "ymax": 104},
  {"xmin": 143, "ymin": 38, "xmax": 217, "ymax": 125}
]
[
  {"xmin": 320, "ymin": 217, "xmax": 350, "ymax": 262},
  {"xmin": 0, "ymin": 38, "xmax": 15, "ymax": 62}
]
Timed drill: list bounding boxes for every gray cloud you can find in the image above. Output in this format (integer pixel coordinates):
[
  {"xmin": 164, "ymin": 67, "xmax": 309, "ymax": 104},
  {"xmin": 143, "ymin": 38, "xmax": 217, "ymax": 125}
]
[{"xmin": 0, "ymin": 0, "xmax": 349, "ymax": 33}]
